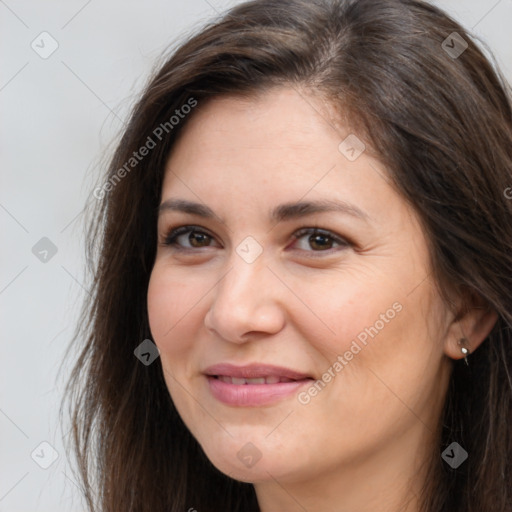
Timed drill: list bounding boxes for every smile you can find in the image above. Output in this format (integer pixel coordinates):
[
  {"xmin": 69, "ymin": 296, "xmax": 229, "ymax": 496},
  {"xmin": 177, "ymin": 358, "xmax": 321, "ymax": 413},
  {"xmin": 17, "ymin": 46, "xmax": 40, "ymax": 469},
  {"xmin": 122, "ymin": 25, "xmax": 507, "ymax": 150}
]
[
  {"xmin": 203, "ymin": 363, "xmax": 314, "ymax": 406},
  {"xmin": 214, "ymin": 375, "xmax": 297, "ymax": 385}
]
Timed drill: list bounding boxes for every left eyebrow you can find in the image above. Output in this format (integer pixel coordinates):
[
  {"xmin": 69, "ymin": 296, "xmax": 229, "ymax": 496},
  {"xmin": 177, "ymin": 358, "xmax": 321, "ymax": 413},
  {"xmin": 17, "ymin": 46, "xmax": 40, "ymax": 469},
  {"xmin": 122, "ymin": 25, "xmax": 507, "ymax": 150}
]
[
  {"xmin": 158, "ymin": 198, "xmax": 370, "ymax": 223},
  {"xmin": 270, "ymin": 199, "xmax": 369, "ymax": 223}
]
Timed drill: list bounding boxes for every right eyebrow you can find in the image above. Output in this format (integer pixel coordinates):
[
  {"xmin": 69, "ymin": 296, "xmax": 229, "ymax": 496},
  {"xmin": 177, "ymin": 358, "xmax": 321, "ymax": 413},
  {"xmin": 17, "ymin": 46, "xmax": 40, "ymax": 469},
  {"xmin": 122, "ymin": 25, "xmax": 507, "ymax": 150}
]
[{"xmin": 158, "ymin": 198, "xmax": 216, "ymax": 218}]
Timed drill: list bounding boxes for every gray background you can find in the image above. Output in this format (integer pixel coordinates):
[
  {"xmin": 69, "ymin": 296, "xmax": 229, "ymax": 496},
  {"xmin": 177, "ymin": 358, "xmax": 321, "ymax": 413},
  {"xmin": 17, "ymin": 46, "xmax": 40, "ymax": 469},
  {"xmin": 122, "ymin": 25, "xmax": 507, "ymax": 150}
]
[{"xmin": 1, "ymin": 0, "xmax": 511, "ymax": 510}]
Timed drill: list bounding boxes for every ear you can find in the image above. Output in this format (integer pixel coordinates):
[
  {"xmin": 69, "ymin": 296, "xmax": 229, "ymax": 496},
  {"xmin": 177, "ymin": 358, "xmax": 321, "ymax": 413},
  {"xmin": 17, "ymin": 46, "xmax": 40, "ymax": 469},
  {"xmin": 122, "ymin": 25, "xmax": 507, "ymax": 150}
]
[{"xmin": 444, "ymin": 290, "xmax": 498, "ymax": 361}]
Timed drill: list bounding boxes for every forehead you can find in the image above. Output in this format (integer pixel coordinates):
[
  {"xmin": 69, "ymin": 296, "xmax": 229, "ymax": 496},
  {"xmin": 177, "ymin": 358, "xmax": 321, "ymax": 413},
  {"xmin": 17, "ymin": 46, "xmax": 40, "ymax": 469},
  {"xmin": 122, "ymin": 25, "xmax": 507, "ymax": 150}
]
[
  {"xmin": 160, "ymin": 87, "xmax": 411, "ymax": 230},
  {"xmin": 163, "ymin": 88, "xmax": 357, "ymax": 186}
]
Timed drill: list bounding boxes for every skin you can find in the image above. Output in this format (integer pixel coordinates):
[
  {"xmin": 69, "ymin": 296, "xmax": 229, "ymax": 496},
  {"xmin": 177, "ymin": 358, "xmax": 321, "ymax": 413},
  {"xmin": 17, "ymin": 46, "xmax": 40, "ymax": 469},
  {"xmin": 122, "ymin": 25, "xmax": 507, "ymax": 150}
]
[{"xmin": 147, "ymin": 87, "xmax": 497, "ymax": 512}]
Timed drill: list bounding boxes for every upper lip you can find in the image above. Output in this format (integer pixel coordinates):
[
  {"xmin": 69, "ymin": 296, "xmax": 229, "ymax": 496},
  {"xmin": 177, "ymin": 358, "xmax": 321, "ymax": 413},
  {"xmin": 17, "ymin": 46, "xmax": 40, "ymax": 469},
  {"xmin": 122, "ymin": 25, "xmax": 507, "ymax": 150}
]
[{"xmin": 203, "ymin": 363, "xmax": 313, "ymax": 380}]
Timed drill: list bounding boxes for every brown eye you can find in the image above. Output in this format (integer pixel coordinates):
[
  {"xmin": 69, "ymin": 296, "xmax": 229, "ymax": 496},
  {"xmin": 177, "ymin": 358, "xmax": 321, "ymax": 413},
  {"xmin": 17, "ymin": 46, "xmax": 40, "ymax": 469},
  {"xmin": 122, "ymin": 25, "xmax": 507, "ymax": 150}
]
[
  {"xmin": 188, "ymin": 230, "xmax": 212, "ymax": 247},
  {"xmin": 291, "ymin": 227, "xmax": 350, "ymax": 254},
  {"xmin": 309, "ymin": 233, "xmax": 335, "ymax": 250},
  {"xmin": 163, "ymin": 226, "xmax": 219, "ymax": 249}
]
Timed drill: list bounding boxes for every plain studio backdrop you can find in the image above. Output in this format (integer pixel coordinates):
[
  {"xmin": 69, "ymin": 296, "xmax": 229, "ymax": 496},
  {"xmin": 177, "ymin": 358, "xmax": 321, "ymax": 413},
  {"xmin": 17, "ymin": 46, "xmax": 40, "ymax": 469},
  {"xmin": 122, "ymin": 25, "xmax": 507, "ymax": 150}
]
[{"xmin": 1, "ymin": 0, "xmax": 511, "ymax": 510}]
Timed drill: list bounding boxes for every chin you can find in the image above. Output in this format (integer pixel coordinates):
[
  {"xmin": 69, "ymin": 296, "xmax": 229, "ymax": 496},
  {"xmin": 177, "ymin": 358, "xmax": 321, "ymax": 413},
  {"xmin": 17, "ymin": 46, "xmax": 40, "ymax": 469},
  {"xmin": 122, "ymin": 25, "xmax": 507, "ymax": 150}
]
[
  {"xmin": 203, "ymin": 446, "xmax": 288, "ymax": 483},
  {"xmin": 195, "ymin": 431, "xmax": 304, "ymax": 484}
]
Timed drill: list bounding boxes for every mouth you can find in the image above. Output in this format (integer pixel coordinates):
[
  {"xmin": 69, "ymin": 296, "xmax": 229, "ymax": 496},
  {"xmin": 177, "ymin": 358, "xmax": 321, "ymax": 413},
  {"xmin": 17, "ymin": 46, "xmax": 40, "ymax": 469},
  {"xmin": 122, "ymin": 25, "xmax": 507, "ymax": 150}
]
[
  {"xmin": 212, "ymin": 375, "xmax": 300, "ymax": 385},
  {"xmin": 203, "ymin": 363, "xmax": 315, "ymax": 406}
]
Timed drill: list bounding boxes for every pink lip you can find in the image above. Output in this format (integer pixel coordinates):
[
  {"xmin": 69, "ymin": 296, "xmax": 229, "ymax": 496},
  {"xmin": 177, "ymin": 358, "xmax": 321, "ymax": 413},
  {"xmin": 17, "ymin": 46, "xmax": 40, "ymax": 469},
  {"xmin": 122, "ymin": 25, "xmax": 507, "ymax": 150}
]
[{"xmin": 203, "ymin": 363, "xmax": 314, "ymax": 407}]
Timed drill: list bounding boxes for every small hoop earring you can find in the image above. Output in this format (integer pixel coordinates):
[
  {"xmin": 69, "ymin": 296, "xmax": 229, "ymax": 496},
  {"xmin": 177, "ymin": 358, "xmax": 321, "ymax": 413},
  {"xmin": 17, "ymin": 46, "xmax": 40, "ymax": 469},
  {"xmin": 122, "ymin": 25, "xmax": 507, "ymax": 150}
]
[{"xmin": 458, "ymin": 338, "xmax": 470, "ymax": 366}]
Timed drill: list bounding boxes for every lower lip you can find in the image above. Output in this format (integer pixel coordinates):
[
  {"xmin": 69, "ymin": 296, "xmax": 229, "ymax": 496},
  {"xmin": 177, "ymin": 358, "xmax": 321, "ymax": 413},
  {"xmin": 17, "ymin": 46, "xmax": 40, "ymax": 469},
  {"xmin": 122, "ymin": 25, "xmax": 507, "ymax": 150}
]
[{"xmin": 206, "ymin": 376, "xmax": 313, "ymax": 407}]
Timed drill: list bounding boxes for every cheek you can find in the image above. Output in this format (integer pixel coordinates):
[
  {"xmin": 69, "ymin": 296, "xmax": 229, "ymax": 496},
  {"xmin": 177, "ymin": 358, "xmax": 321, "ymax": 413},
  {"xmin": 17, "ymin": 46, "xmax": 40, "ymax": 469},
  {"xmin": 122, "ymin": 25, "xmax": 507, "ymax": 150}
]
[
  {"xmin": 298, "ymin": 267, "xmax": 437, "ymax": 395},
  {"xmin": 286, "ymin": 268, "xmax": 406, "ymax": 363},
  {"xmin": 147, "ymin": 266, "xmax": 201, "ymax": 354}
]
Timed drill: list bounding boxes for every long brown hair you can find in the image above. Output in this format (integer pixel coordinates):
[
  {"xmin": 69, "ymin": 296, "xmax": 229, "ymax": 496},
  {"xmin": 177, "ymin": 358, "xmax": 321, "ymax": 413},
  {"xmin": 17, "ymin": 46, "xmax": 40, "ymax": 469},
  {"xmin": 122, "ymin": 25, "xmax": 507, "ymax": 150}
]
[{"xmin": 62, "ymin": 0, "xmax": 512, "ymax": 510}]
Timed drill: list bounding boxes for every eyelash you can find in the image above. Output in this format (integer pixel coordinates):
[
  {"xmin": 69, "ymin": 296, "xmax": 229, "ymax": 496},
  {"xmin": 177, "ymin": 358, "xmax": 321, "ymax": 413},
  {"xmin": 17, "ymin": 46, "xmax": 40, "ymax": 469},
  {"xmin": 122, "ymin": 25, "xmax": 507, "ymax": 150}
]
[{"xmin": 160, "ymin": 225, "xmax": 351, "ymax": 256}]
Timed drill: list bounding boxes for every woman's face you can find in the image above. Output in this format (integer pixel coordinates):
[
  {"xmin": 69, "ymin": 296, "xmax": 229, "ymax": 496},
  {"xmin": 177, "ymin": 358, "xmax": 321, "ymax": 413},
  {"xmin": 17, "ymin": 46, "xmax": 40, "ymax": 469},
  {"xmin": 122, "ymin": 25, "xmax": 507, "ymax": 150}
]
[{"xmin": 147, "ymin": 87, "xmax": 454, "ymax": 487}]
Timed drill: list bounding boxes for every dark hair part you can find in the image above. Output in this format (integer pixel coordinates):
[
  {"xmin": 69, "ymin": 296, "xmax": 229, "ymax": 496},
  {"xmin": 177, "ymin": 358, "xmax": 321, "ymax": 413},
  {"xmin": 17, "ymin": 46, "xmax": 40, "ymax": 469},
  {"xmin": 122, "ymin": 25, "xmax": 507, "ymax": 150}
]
[{"xmin": 62, "ymin": 0, "xmax": 512, "ymax": 510}]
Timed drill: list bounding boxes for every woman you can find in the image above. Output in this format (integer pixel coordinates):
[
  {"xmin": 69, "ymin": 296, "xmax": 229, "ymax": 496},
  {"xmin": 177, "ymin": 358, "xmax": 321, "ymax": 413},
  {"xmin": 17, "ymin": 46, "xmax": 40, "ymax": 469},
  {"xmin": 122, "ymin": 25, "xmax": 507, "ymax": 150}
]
[{"xmin": 63, "ymin": 0, "xmax": 512, "ymax": 510}]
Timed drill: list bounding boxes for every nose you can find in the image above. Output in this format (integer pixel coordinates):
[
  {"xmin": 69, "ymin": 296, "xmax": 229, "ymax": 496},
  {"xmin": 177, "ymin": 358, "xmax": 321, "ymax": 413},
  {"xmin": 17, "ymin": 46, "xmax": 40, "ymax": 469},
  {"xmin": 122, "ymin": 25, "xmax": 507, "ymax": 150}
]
[{"xmin": 204, "ymin": 253, "xmax": 286, "ymax": 344}]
